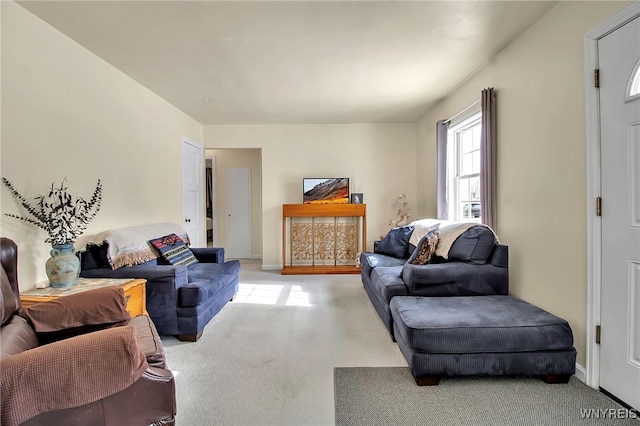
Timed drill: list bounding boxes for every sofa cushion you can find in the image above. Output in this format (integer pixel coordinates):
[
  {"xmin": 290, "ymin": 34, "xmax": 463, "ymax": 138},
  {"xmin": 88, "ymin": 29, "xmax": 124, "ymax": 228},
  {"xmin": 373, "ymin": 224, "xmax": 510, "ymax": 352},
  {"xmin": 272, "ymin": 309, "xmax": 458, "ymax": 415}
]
[
  {"xmin": 128, "ymin": 315, "xmax": 166, "ymax": 368},
  {"xmin": 448, "ymin": 226, "xmax": 496, "ymax": 264},
  {"xmin": 370, "ymin": 266, "xmax": 408, "ymax": 304},
  {"xmin": 181, "ymin": 261, "xmax": 241, "ymax": 307},
  {"xmin": 406, "ymin": 229, "xmax": 439, "ymax": 265},
  {"xmin": 359, "ymin": 252, "xmax": 406, "ymax": 279},
  {"xmin": 374, "ymin": 225, "xmax": 414, "ymax": 259},
  {"xmin": 149, "ymin": 234, "xmax": 198, "ymax": 267}
]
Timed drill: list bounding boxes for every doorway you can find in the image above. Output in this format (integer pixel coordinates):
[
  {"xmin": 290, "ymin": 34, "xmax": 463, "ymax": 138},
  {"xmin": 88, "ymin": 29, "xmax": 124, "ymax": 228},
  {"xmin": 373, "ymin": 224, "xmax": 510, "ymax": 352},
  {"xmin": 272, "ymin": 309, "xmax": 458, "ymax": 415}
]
[
  {"xmin": 204, "ymin": 148, "xmax": 262, "ymax": 260},
  {"xmin": 182, "ymin": 138, "xmax": 205, "ymax": 248},
  {"xmin": 585, "ymin": 3, "xmax": 640, "ymax": 410},
  {"xmin": 598, "ymin": 14, "xmax": 640, "ymax": 410},
  {"xmin": 226, "ymin": 167, "xmax": 251, "ymax": 259}
]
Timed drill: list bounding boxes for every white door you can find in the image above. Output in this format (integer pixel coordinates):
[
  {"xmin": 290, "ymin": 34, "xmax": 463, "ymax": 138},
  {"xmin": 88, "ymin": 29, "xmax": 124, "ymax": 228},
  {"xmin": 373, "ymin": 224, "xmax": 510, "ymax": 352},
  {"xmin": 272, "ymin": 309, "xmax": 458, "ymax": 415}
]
[
  {"xmin": 182, "ymin": 138, "xmax": 205, "ymax": 248},
  {"xmin": 226, "ymin": 167, "xmax": 251, "ymax": 259},
  {"xmin": 599, "ymin": 15, "xmax": 640, "ymax": 410}
]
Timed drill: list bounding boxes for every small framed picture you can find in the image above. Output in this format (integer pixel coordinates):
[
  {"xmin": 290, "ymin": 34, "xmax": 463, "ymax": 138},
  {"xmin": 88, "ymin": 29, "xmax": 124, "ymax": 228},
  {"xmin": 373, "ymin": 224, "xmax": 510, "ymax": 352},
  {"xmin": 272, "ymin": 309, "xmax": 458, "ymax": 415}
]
[{"xmin": 351, "ymin": 193, "xmax": 363, "ymax": 204}]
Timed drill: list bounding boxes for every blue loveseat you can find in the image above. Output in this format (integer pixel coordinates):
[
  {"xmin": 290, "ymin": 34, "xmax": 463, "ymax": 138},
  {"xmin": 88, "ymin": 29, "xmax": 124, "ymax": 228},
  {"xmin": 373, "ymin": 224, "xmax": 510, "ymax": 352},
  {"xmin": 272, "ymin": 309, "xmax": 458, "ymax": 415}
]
[{"xmin": 78, "ymin": 223, "xmax": 240, "ymax": 342}]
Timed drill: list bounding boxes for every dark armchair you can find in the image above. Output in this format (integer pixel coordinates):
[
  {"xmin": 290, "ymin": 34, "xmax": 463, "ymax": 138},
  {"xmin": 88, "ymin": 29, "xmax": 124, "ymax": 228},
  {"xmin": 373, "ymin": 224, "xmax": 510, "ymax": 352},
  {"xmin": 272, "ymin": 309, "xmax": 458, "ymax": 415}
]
[{"xmin": 0, "ymin": 237, "xmax": 176, "ymax": 426}]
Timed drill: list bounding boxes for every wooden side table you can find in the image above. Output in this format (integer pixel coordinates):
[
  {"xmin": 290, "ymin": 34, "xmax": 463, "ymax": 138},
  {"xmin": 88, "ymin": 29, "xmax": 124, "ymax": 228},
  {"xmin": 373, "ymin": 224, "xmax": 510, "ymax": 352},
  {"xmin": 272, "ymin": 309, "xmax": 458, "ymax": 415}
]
[{"xmin": 20, "ymin": 277, "xmax": 147, "ymax": 316}]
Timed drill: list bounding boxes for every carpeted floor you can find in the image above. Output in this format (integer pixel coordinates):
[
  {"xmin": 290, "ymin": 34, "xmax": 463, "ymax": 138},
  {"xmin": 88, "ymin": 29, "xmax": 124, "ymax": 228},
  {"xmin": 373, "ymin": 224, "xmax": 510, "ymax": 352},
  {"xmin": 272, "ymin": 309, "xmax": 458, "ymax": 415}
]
[
  {"xmin": 162, "ymin": 260, "xmax": 638, "ymax": 425},
  {"xmin": 162, "ymin": 260, "xmax": 407, "ymax": 425},
  {"xmin": 334, "ymin": 367, "xmax": 640, "ymax": 426}
]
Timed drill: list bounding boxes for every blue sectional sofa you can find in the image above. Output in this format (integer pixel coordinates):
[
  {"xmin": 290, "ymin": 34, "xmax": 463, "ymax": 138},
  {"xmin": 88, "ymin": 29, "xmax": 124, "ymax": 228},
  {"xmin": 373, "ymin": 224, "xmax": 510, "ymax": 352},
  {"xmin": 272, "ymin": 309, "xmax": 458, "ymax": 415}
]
[
  {"xmin": 361, "ymin": 220, "xmax": 576, "ymax": 385},
  {"xmin": 78, "ymin": 223, "xmax": 240, "ymax": 341},
  {"xmin": 360, "ymin": 221, "xmax": 509, "ymax": 337}
]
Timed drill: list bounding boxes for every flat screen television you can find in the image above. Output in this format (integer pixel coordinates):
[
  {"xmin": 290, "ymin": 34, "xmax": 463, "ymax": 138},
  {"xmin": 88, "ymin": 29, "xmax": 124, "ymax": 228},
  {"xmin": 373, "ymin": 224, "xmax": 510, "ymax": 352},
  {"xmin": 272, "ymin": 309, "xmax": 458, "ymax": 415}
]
[{"xmin": 303, "ymin": 178, "xmax": 349, "ymax": 204}]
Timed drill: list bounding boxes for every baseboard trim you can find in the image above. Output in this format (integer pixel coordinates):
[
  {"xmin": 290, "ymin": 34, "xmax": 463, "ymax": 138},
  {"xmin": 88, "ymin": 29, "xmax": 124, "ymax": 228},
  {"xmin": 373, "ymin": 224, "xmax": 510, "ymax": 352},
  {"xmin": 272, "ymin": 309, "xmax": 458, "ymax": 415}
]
[
  {"xmin": 574, "ymin": 363, "xmax": 586, "ymax": 383},
  {"xmin": 261, "ymin": 264, "xmax": 281, "ymax": 271}
]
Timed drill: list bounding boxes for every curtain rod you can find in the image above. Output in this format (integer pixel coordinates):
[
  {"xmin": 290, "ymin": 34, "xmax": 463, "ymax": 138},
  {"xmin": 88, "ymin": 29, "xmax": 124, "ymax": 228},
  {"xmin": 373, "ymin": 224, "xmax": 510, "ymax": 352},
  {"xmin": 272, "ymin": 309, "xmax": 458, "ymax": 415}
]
[{"xmin": 444, "ymin": 99, "xmax": 480, "ymax": 125}]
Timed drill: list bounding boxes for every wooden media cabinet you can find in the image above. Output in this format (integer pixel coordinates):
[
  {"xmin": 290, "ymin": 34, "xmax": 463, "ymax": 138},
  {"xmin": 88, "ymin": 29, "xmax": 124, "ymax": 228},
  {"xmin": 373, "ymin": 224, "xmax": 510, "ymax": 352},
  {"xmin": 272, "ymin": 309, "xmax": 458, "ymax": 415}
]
[{"xmin": 281, "ymin": 203, "xmax": 366, "ymax": 275}]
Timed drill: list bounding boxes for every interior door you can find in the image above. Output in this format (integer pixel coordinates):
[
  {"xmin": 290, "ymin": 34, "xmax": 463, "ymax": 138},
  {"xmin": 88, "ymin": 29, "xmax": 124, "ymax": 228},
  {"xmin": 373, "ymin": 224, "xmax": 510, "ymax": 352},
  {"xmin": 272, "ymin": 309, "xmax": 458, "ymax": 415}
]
[
  {"xmin": 182, "ymin": 138, "xmax": 205, "ymax": 248},
  {"xmin": 599, "ymin": 15, "xmax": 640, "ymax": 410},
  {"xmin": 226, "ymin": 167, "xmax": 251, "ymax": 259}
]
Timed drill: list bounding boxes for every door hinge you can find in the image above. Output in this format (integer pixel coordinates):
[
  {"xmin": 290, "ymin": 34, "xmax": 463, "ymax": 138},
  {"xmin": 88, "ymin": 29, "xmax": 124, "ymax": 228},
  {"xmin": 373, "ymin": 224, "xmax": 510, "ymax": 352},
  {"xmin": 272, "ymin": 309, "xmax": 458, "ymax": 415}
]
[
  {"xmin": 596, "ymin": 197, "xmax": 602, "ymax": 216},
  {"xmin": 594, "ymin": 69, "xmax": 600, "ymax": 88},
  {"xmin": 596, "ymin": 324, "xmax": 601, "ymax": 344}
]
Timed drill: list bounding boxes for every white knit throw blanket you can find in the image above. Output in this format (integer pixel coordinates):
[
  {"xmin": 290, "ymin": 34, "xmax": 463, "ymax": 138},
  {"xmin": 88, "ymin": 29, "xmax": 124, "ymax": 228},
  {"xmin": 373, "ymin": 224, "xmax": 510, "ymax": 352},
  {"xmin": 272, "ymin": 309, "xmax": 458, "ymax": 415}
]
[
  {"xmin": 84, "ymin": 223, "xmax": 190, "ymax": 269},
  {"xmin": 408, "ymin": 219, "xmax": 499, "ymax": 259}
]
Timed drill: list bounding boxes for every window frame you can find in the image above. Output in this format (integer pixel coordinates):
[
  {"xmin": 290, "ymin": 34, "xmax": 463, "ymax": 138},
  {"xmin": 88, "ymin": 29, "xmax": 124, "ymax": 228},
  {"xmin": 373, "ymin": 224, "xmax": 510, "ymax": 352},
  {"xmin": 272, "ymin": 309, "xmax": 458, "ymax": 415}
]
[
  {"xmin": 446, "ymin": 110, "xmax": 482, "ymax": 223},
  {"xmin": 626, "ymin": 58, "xmax": 640, "ymax": 102}
]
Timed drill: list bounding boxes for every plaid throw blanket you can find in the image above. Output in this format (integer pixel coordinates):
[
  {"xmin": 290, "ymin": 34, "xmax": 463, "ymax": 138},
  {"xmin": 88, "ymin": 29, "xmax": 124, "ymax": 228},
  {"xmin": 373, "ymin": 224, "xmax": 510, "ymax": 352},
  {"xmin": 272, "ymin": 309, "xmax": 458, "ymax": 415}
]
[{"xmin": 84, "ymin": 222, "xmax": 190, "ymax": 269}]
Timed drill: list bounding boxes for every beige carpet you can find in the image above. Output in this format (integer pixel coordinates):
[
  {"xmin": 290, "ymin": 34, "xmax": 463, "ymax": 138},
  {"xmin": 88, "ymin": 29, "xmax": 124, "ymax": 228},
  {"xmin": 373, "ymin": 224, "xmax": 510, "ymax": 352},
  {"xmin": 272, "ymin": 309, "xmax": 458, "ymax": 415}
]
[
  {"xmin": 334, "ymin": 367, "xmax": 640, "ymax": 426},
  {"xmin": 162, "ymin": 260, "xmax": 406, "ymax": 425}
]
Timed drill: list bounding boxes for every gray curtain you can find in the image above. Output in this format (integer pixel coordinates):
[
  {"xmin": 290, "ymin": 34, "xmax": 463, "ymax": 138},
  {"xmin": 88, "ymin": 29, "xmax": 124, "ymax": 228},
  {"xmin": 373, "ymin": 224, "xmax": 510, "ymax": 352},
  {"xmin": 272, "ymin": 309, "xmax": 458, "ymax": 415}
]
[
  {"xmin": 480, "ymin": 88, "xmax": 496, "ymax": 229},
  {"xmin": 436, "ymin": 120, "xmax": 449, "ymax": 220}
]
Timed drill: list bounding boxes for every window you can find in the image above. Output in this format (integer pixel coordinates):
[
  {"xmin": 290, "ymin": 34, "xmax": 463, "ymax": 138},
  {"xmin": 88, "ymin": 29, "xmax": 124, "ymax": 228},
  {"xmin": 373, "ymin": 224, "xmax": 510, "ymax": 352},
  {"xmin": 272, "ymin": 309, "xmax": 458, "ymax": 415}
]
[
  {"xmin": 627, "ymin": 58, "xmax": 640, "ymax": 102},
  {"xmin": 447, "ymin": 112, "xmax": 482, "ymax": 223},
  {"xmin": 437, "ymin": 89, "xmax": 495, "ymax": 227}
]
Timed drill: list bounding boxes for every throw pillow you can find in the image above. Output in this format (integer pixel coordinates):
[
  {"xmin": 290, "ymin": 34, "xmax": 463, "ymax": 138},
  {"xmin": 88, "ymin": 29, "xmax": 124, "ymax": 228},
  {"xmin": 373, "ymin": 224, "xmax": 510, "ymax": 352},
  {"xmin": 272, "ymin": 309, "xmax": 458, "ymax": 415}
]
[
  {"xmin": 79, "ymin": 242, "xmax": 111, "ymax": 270},
  {"xmin": 149, "ymin": 233, "xmax": 199, "ymax": 267},
  {"xmin": 406, "ymin": 229, "xmax": 439, "ymax": 265},
  {"xmin": 447, "ymin": 225, "xmax": 497, "ymax": 264},
  {"xmin": 374, "ymin": 225, "xmax": 414, "ymax": 259}
]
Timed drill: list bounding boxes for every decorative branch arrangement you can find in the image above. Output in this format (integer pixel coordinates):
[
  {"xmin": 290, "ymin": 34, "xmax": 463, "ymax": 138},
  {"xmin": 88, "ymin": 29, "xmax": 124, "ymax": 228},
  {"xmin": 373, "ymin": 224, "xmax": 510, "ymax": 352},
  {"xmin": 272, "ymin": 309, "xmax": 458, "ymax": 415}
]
[
  {"xmin": 389, "ymin": 193, "xmax": 411, "ymax": 228},
  {"xmin": 2, "ymin": 178, "xmax": 102, "ymax": 245}
]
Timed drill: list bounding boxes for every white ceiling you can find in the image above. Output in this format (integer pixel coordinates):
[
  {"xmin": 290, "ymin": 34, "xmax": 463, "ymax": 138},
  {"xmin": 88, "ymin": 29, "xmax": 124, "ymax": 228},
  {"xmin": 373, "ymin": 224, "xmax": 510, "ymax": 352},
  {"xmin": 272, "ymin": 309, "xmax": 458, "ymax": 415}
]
[{"xmin": 18, "ymin": 1, "xmax": 558, "ymax": 125}]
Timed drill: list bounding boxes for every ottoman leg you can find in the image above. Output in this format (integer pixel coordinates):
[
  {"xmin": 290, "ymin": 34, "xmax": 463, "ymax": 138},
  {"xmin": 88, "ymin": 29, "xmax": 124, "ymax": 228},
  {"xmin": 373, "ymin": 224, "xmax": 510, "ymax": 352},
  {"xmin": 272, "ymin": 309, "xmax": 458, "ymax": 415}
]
[
  {"xmin": 414, "ymin": 376, "xmax": 441, "ymax": 386},
  {"xmin": 543, "ymin": 374, "xmax": 571, "ymax": 384}
]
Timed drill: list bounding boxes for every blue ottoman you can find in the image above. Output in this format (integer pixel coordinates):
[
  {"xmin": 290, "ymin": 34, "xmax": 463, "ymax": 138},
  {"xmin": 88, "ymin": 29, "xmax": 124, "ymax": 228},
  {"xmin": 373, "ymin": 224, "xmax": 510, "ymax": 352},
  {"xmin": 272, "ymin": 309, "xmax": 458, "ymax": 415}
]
[{"xmin": 390, "ymin": 296, "xmax": 576, "ymax": 386}]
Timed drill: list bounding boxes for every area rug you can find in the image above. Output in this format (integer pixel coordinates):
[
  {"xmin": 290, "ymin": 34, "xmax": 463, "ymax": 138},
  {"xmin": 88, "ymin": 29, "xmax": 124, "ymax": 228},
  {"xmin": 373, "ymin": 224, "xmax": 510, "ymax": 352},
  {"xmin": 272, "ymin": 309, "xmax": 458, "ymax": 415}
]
[{"xmin": 334, "ymin": 367, "xmax": 639, "ymax": 425}]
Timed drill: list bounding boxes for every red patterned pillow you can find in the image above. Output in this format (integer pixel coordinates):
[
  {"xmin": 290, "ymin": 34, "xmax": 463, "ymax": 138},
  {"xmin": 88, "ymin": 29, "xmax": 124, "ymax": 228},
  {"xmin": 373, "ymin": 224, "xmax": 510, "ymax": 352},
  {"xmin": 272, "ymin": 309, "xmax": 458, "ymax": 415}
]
[{"xmin": 149, "ymin": 234, "xmax": 198, "ymax": 266}]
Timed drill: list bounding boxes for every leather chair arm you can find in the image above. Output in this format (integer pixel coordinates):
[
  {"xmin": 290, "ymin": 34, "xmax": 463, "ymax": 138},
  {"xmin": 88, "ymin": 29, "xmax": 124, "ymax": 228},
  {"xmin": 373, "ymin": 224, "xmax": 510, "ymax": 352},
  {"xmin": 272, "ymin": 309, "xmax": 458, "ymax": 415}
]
[{"xmin": 1, "ymin": 325, "xmax": 147, "ymax": 426}]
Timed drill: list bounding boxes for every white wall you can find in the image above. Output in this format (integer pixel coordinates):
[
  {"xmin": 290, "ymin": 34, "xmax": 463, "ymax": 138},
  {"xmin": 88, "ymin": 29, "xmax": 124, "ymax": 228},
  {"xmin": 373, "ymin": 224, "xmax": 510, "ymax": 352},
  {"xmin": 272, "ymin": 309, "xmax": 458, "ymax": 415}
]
[
  {"xmin": 416, "ymin": 0, "xmax": 632, "ymax": 366},
  {"xmin": 204, "ymin": 124, "xmax": 417, "ymax": 269},
  {"xmin": 1, "ymin": 2, "xmax": 203, "ymax": 289}
]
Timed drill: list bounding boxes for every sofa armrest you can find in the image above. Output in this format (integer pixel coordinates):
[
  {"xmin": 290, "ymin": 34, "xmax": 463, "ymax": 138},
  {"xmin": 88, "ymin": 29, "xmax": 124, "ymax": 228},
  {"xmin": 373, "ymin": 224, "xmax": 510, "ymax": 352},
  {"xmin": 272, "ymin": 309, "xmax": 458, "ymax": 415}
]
[
  {"xmin": 489, "ymin": 244, "xmax": 509, "ymax": 268},
  {"xmin": 402, "ymin": 262, "xmax": 509, "ymax": 296},
  {"xmin": 190, "ymin": 247, "xmax": 224, "ymax": 263},
  {"xmin": 1, "ymin": 325, "xmax": 148, "ymax": 426}
]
